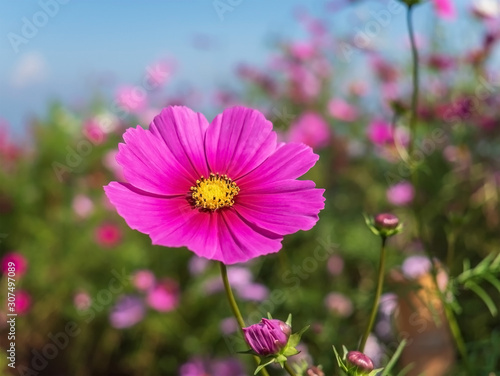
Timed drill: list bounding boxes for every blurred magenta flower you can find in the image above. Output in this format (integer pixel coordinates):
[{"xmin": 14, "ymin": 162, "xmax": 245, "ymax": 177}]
[
  {"xmin": 188, "ymin": 255, "xmax": 210, "ymax": 276},
  {"xmin": 103, "ymin": 150, "xmax": 125, "ymax": 180},
  {"xmin": 72, "ymin": 194, "xmax": 94, "ymax": 219},
  {"xmin": 95, "ymin": 223, "xmax": 122, "ymax": 248},
  {"xmin": 288, "ymin": 111, "xmax": 331, "ymax": 150},
  {"xmin": 386, "ymin": 181, "xmax": 415, "ymax": 206},
  {"xmin": 73, "ymin": 291, "xmax": 92, "ymax": 311},
  {"xmin": 109, "ymin": 295, "xmax": 145, "ymax": 329},
  {"xmin": 364, "ymin": 334, "xmax": 383, "ymax": 366},
  {"xmin": 1, "ymin": 252, "xmax": 28, "ymax": 277},
  {"xmin": 367, "ymin": 120, "xmax": 393, "ymax": 145},
  {"xmin": 220, "ymin": 317, "xmax": 238, "ymax": 335},
  {"xmin": 16, "ymin": 290, "xmax": 31, "ymax": 315},
  {"xmin": 324, "ymin": 292, "xmax": 353, "ymax": 317},
  {"xmin": 179, "ymin": 357, "xmax": 245, "ymax": 376},
  {"xmin": 433, "ymin": 0, "xmax": 456, "ymax": 19},
  {"xmin": 328, "ymin": 99, "xmax": 358, "ymax": 122},
  {"xmin": 83, "ymin": 118, "xmax": 107, "ymax": 145},
  {"xmin": 146, "ymin": 279, "xmax": 179, "ymax": 312},
  {"xmin": 116, "ymin": 85, "xmax": 148, "ymax": 113},
  {"xmin": 132, "ymin": 269, "xmax": 156, "ymax": 291},
  {"xmin": 204, "ymin": 266, "xmax": 269, "ymax": 301},
  {"xmin": 243, "ymin": 318, "xmax": 291, "ymax": 356},
  {"xmin": 327, "ymin": 254, "xmax": 344, "ymax": 276},
  {"xmin": 104, "ymin": 106, "xmax": 324, "ymax": 264},
  {"xmin": 289, "ymin": 41, "xmax": 316, "ymax": 60},
  {"xmin": 145, "ymin": 59, "xmax": 173, "ymax": 89},
  {"xmin": 402, "ymin": 255, "xmax": 432, "ymax": 279}
]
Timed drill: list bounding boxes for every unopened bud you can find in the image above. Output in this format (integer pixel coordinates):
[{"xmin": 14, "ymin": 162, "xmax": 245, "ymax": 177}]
[{"xmin": 347, "ymin": 351, "xmax": 374, "ymax": 374}]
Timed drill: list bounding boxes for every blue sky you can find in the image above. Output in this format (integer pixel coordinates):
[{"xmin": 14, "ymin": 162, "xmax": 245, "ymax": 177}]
[{"xmin": 0, "ymin": 0, "xmax": 487, "ymax": 135}]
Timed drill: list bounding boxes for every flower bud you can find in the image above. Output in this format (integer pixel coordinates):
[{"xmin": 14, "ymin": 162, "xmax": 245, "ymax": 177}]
[
  {"xmin": 243, "ymin": 318, "xmax": 291, "ymax": 356},
  {"xmin": 374, "ymin": 213, "xmax": 399, "ymax": 230},
  {"xmin": 346, "ymin": 351, "xmax": 374, "ymax": 374}
]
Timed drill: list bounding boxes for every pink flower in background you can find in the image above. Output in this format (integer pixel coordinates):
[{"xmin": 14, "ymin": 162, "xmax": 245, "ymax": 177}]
[
  {"xmin": 145, "ymin": 59, "xmax": 173, "ymax": 89},
  {"xmin": 402, "ymin": 255, "xmax": 432, "ymax": 279},
  {"xmin": 289, "ymin": 41, "xmax": 316, "ymax": 60},
  {"xmin": 367, "ymin": 120, "xmax": 393, "ymax": 145},
  {"xmin": 387, "ymin": 181, "xmax": 415, "ymax": 206},
  {"xmin": 328, "ymin": 98, "xmax": 358, "ymax": 122},
  {"xmin": 82, "ymin": 118, "xmax": 107, "ymax": 145},
  {"xmin": 179, "ymin": 357, "xmax": 245, "ymax": 376},
  {"xmin": 324, "ymin": 292, "xmax": 353, "ymax": 317},
  {"xmin": 132, "ymin": 270, "xmax": 156, "ymax": 291},
  {"xmin": 288, "ymin": 65, "xmax": 321, "ymax": 102},
  {"xmin": 16, "ymin": 290, "xmax": 31, "ymax": 315},
  {"xmin": 220, "ymin": 317, "xmax": 238, "ymax": 335},
  {"xmin": 116, "ymin": 85, "xmax": 147, "ymax": 113},
  {"xmin": 104, "ymin": 106, "xmax": 325, "ymax": 264},
  {"xmin": 433, "ymin": 0, "xmax": 456, "ymax": 19},
  {"xmin": 1, "ymin": 252, "xmax": 28, "ymax": 277},
  {"xmin": 204, "ymin": 266, "xmax": 269, "ymax": 301},
  {"xmin": 289, "ymin": 111, "xmax": 331, "ymax": 150},
  {"xmin": 72, "ymin": 194, "xmax": 94, "ymax": 218},
  {"xmin": 103, "ymin": 150, "xmax": 125, "ymax": 180},
  {"xmin": 188, "ymin": 255, "xmax": 210, "ymax": 275},
  {"xmin": 327, "ymin": 254, "xmax": 344, "ymax": 276},
  {"xmin": 73, "ymin": 291, "xmax": 92, "ymax": 311},
  {"xmin": 146, "ymin": 279, "xmax": 179, "ymax": 312},
  {"xmin": 95, "ymin": 223, "xmax": 122, "ymax": 248},
  {"xmin": 109, "ymin": 295, "xmax": 145, "ymax": 329}
]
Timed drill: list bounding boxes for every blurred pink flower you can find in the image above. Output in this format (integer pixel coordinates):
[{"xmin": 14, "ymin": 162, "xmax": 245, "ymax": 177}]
[
  {"xmin": 73, "ymin": 291, "xmax": 92, "ymax": 311},
  {"xmin": 82, "ymin": 118, "xmax": 106, "ymax": 145},
  {"xmin": 1, "ymin": 252, "xmax": 28, "ymax": 277},
  {"xmin": 110, "ymin": 295, "xmax": 145, "ymax": 328},
  {"xmin": 204, "ymin": 266, "xmax": 268, "ymax": 301},
  {"xmin": 179, "ymin": 357, "xmax": 245, "ymax": 376},
  {"xmin": 146, "ymin": 279, "xmax": 179, "ymax": 312},
  {"xmin": 16, "ymin": 290, "xmax": 31, "ymax": 315},
  {"xmin": 220, "ymin": 317, "xmax": 238, "ymax": 335},
  {"xmin": 95, "ymin": 223, "xmax": 122, "ymax": 248},
  {"xmin": 72, "ymin": 194, "xmax": 94, "ymax": 218},
  {"xmin": 328, "ymin": 99, "xmax": 358, "ymax": 122},
  {"xmin": 324, "ymin": 292, "xmax": 353, "ymax": 317},
  {"xmin": 145, "ymin": 59, "xmax": 173, "ymax": 89},
  {"xmin": 103, "ymin": 150, "xmax": 125, "ymax": 180},
  {"xmin": 364, "ymin": 334, "xmax": 383, "ymax": 366},
  {"xmin": 472, "ymin": 0, "xmax": 500, "ymax": 19},
  {"xmin": 236, "ymin": 283, "xmax": 269, "ymax": 301},
  {"xmin": 289, "ymin": 65, "xmax": 321, "ymax": 102},
  {"xmin": 402, "ymin": 255, "xmax": 432, "ymax": 279},
  {"xmin": 327, "ymin": 254, "xmax": 344, "ymax": 276},
  {"xmin": 289, "ymin": 112, "xmax": 331, "ymax": 150},
  {"xmin": 188, "ymin": 255, "xmax": 210, "ymax": 276},
  {"xmin": 289, "ymin": 41, "xmax": 316, "ymax": 60},
  {"xmin": 116, "ymin": 85, "xmax": 147, "ymax": 113},
  {"xmin": 132, "ymin": 270, "xmax": 156, "ymax": 291},
  {"xmin": 387, "ymin": 181, "xmax": 415, "ymax": 206},
  {"xmin": 433, "ymin": 0, "xmax": 456, "ymax": 19},
  {"xmin": 367, "ymin": 120, "xmax": 393, "ymax": 145}
]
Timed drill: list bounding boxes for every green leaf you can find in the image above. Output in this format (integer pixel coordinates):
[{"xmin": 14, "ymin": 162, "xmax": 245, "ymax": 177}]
[
  {"xmin": 254, "ymin": 359, "xmax": 274, "ymax": 375},
  {"xmin": 287, "ymin": 325, "xmax": 310, "ymax": 348},
  {"xmin": 286, "ymin": 313, "xmax": 292, "ymax": 327},
  {"xmin": 333, "ymin": 345, "xmax": 348, "ymax": 372},
  {"xmin": 283, "ymin": 348, "xmax": 300, "ymax": 357},
  {"xmin": 381, "ymin": 339, "xmax": 407, "ymax": 376},
  {"xmin": 483, "ymin": 273, "xmax": 500, "ymax": 295},
  {"xmin": 368, "ymin": 368, "xmax": 384, "ymax": 376},
  {"xmin": 467, "ymin": 282, "xmax": 498, "ymax": 316},
  {"xmin": 266, "ymin": 312, "xmax": 273, "ymax": 319}
]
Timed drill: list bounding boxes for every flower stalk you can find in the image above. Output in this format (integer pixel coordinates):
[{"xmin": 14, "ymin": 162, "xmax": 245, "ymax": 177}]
[
  {"xmin": 359, "ymin": 236, "xmax": 387, "ymax": 352},
  {"xmin": 219, "ymin": 262, "xmax": 271, "ymax": 376},
  {"xmin": 407, "ymin": 4, "xmax": 419, "ymax": 158}
]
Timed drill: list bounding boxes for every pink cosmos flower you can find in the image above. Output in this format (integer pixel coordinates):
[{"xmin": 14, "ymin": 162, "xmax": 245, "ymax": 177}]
[
  {"xmin": 73, "ymin": 291, "xmax": 92, "ymax": 311},
  {"xmin": 95, "ymin": 223, "xmax": 122, "ymax": 248},
  {"xmin": 146, "ymin": 279, "xmax": 179, "ymax": 312},
  {"xmin": 386, "ymin": 181, "xmax": 415, "ymax": 206},
  {"xmin": 104, "ymin": 106, "xmax": 325, "ymax": 264},
  {"xmin": 1, "ymin": 252, "xmax": 28, "ymax": 277},
  {"xmin": 72, "ymin": 194, "xmax": 94, "ymax": 219},
  {"xmin": 367, "ymin": 120, "xmax": 393, "ymax": 145},
  {"xmin": 116, "ymin": 85, "xmax": 148, "ymax": 113},
  {"xmin": 132, "ymin": 269, "xmax": 156, "ymax": 291},
  {"xmin": 288, "ymin": 111, "xmax": 331, "ymax": 150},
  {"xmin": 16, "ymin": 290, "xmax": 31, "ymax": 315},
  {"xmin": 109, "ymin": 295, "xmax": 145, "ymax": 328},
  {"xmin": 433, "ymin": 0, "xmax": 456, "ymax": 19},
  {"xmin": 324, "ymin": 292, "xmax": 354, "ymax": 317},
  {"xmin": 328, "ymin": 99, "xmax": 358, "ymax": 122}
]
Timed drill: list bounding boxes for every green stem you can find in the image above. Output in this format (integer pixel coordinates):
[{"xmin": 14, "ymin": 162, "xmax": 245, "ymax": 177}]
[
  {"xmin": 284, "ymin": 362, "xmax": 297, "ymax": 376},
  {"xmin": 359, "ymin": 236, "xmax": 387, "ymax": 352},
  {"xmin": 407, "ymin": 4, "xmax": 419, "ymax": 158},
  {"xmin": 219, "ymin": 262, "xmax": 270, "ymax": 376}
]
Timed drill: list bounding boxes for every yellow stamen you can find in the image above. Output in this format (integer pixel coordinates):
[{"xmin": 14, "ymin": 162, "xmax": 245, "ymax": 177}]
[{"xmin": 190, "ymin": 173, "xmax": 240, "ymax": 210}]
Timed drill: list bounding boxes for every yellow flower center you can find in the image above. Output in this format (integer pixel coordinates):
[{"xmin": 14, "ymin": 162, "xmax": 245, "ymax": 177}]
[{"xmin": 190, "ymin": 173, "xmax": 240, "ymax": 210}]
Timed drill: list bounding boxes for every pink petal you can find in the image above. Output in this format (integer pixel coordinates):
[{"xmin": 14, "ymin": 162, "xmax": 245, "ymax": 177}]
[
  {"xmin": 235, "ymin": 180, "xmax": 325, "ymax": 235},
  {"xmin": 150, "ymin": 106, "xmax": 210, "ymax": 182},
  {"xmin": 116, "ymin": 126, "xmax": 193, "ymax": 196},
  {"xmin": 104, "ymin": 182, "xmax": 198, "ymax": 241},
  {"xmin": 237, "ymin": 143, "xmax": 319, "ymax": 188},
  {"xmin": 205, "ymin": 107, "xmax": 277, "ymax": 179}
]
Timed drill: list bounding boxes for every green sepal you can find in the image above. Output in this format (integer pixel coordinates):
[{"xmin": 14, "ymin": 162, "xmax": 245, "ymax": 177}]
[{"xmin": 254, "ymin": 358, "xmax": 275, "ymax": 375}]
